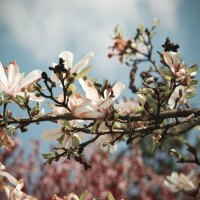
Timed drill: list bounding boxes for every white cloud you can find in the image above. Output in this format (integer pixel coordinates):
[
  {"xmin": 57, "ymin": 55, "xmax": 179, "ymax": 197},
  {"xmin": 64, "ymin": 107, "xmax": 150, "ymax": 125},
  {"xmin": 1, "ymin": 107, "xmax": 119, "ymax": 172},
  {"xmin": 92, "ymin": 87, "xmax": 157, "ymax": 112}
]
[{"xmin": 0, "ymin": 0, "xmax": 180, "ymax": 82}]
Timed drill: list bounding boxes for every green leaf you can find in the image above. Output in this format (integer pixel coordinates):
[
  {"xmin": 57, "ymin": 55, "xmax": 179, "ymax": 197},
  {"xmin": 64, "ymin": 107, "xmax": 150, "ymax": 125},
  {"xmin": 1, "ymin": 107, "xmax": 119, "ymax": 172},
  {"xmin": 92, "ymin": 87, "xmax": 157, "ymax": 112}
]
[
  {"xmin": 188, "ymin": 64, "xmax": 198, "ymax": 74},
  {"xmin": 58, "ymin": 133, "xmax": 66, "ymax": 144},
  {"xmin": 72, "ymin": 134, "xmax": 81, "ymax": 147},
  {"xmin": 9, "ymin": 127, "xmax": 15, "ymax": 136},
  {"xmin": 80, "ymin": 190, "xmax": 88, "ymax": 200},
  {"xmin": 138, "ymin": 24, "xmax": 145, "ymax": 32},
  {"xmin": 67, "ymin": 84, "xmax": 77, "ymax": 96},
  {"xmin": 61, "ymin": 120, "xmax": 73, "ymax": 131},
  {"xmin": 75, "ymin": 65, "xmax": 93, "ymax": 80},
  {"xmin": 189, "ymin": 79, "xmax": 199, "ymax": 86},
  {"xmin": 108, "ymin": 192, "xmax": 115, "ymax": 200},
  {"xmin": 183, "ymin": 92, "xmax": 196, "ymax": 99},
  {"xmin": 158, "ymin": 67, "xmax": 172, "ymax": 81},
  {"xmin": 151, "ymin": 141, "xmax": 157, "ymax": 153},
  {"xmin": 91, "ymin": 119, "xmax": 102, "ymax": 133},
  {"xmin": 145, "ymin": 90, "xmax": 157, "ymax": 115},
  {"xmin": 114, "ymin": 24, "xmax": 122, "ymax": 35},
  {"xmin": 16, "ymin": 95, "xmax": 26, "ymax": 105}
]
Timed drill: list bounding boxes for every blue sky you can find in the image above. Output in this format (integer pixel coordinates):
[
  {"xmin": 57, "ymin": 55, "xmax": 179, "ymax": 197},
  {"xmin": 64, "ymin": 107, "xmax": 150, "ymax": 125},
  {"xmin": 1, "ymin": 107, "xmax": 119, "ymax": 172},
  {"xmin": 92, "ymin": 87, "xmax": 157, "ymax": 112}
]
[{"xmin": 0, "ymin": 0, "xmax": 200, "ymax": 153}]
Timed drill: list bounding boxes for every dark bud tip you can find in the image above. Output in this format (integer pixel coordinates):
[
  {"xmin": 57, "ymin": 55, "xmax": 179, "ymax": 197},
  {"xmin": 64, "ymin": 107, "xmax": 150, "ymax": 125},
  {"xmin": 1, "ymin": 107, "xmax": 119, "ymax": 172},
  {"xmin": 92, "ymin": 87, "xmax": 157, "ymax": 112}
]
[
  {"xmin": 162, "ymin": 37, "xmax": 180, "ymax": 52},
  {"xmin": 41, "ymin": 72, "xmax": 48, "ymax": 79}
]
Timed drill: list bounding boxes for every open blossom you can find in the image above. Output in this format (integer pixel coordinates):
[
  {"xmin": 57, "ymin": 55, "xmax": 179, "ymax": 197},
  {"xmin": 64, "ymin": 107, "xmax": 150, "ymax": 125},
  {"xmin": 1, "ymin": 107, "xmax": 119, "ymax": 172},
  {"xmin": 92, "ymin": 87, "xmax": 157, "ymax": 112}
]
[
  {"xmin": 78, "ymin": 78, "xmax": 125, "ymax": 118},
  {"xmin": 164, "ymin": 171, "xmax": 198, "ymax": 193},
  {"xmin": 51, "ymin": 51, "xmax": 94, "ymax": 83},
  {"xmin": 162, "ymin": 51, "xmax": 189, "ymax": 83},
  {"xmin": 52, "ymin": 79, "xmax": 125, "ymax": 119},
  {"xmin": 0, "ymin": 162, "xmax": 36, "ymax": 200},
  {"xmin": 0, "ymin": 61, "xmax": 43, "ymax": 101}
]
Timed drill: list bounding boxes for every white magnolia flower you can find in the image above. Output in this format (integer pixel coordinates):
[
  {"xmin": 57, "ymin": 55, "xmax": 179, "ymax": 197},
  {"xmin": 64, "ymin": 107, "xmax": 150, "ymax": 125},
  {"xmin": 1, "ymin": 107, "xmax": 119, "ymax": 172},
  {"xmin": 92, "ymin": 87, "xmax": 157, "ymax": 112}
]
[
  {"xmin": 51, "ymin": 51, "xmax": 94, "ymax": 83},
  {"xmin": 0, "ymin": 61, "xmax": 43, "ymax": 101},
  {"xmin": 52, "ymin": 79, "xmax": 125, "ymax": 119},
  {"xmin": 51, "ymin": 93, "xmax": 94, "ymax": 119},
  {"xmin": 0, "ymin": 162, "xmax": 36, "ymax": 200},
  {"xmin": 162, "ymin": 51, "xmax": 187, "ymax": 80},
  {"xmin": 3, "ymin": 185, "xmax": 37, "ymax": 200},
  {"xmin": 164, "ymin": 171, "xmax": 197, "ymax": 193},
  {"xmin": 78, "ymin": 78, "xmax": 125, "ymax": 118}
]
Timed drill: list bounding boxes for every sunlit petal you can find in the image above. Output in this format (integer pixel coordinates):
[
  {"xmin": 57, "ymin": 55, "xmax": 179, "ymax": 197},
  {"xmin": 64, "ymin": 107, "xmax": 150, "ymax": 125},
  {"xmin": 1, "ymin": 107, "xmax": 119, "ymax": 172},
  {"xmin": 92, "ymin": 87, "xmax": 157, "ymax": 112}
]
[
  {"xmin": 7, "ymin": 61, "xmax": 20, "ymax": 86},
  {"xmin": 42, "ymin": 129, "xmax": 62, "ymax": 141},
  {"xmin": 73, "ymin": 52, "xmax": 94, "ymax": 73},
  {"xmin": 20, "ymin": 70, "xmax": 41, "ymax": 89},
  {"xmin": 59, "ymin": 51, "xmax": 73, "ymax": 69}
]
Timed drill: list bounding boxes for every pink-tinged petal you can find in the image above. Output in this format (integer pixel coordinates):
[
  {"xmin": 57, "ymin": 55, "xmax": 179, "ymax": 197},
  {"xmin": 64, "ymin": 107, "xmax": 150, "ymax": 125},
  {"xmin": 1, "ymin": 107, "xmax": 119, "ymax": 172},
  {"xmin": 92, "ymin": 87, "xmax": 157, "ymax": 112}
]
[
  {"xmin": 78, "ymin": 109, "xmax": 105, "ymax": 119},
  {"xmin": 7, "ymin": 61, "xmax": 20, "ymax": 86},
  {"xmin": 79, "ymin": 79, "xmax": 99, "ymax": 100},
  {"xmin": 20, "ymin": 70, "xmax": 41, "ymax": 89},
  {"xmin": 42, "ymin": 129, "xmax": 62, "ymax": 141},
  {"xmin": 52, "ymin": 106, "xmax": 68, "ymax": 115},
  {"xmin": 73, "ymin": 104, "xmax": 94, "ymax": 118},
  {"xmin": 8, "ymin": 73, "xmax": 23, "ymax": 95},
  {"xmin": 112, "ymin": 82, "xmax": 125, "ymax": 100},
  {"xmin": 72, "ymin": 52, "xmax": 94, "ymax": 73},
  {"xmin": 99, "ymin": 99, "xmax": 113, "ymax": 109},
  {"xmin": 0, "ymin": 62, "xmax": 8, "ymax": 90},
  {"xmin": 163, "ymin": 51, "xmax": 181, "ymax": 74},
  {"xmin": 59, "ymin": 51, "xmax": 73, "ymax": 69},
  {"xmin": 0, "ymin": 171, "xmax": 21, "ymax": 186}
]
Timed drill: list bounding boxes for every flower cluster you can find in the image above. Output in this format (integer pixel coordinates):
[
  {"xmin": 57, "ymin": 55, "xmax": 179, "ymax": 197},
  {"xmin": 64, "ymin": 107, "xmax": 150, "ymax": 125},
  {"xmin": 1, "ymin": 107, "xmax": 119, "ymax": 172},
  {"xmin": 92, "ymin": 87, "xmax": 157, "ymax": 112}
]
[
  {"xmin": 0, "ymin": 61, "xmax": 43, "ymax": 102},
  {"xmin": 0, "ymin": 22, "xmax": 200, "ymax": 199}
]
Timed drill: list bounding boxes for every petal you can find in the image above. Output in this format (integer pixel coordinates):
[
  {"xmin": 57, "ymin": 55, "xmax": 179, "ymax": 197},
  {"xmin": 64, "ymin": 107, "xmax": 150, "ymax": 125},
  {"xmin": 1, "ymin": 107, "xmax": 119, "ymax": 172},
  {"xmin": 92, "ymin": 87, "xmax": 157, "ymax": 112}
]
[
  {"xmin": 168, "ymin": 85, "xmax": 185, "ymax": 109},
  {"xmin": 7, "ymin": 61, "xmax": 20, "ymax": 87},
  {"xmin": 72, "ymin": 52, "xmax": 94, "ymax": 73},
  {"xmin": 137, "ymin": 93, "xmax": 146, "ymax": 107},
  {"xmin": 42, "ymin": 129, "xmax": 62, "ymax": 141},
  {"xmin": 8, "ymin": 73, "xmax": 24, "ymax": 96},
  {"xmin": 0, "ymin": 163, "xmax": 6, "ymax": 170},
  {"xmin": 112, "ymin": 82, "xmax": 125, "ymax": 100},
  {"xmin": 0, "ymin": 171, "xmax": 19, "ymax": 186},
  {"xmin": 59, "ymin": 51, "xmax": 73, "ymax": 69},
  {"xmin": 73, "ymin": 104, "xmax": 94, "ymax": 118},
  {"xmin": 0, "ymin": 62, "xmax": 8, "ymax": 90},
  {"xmin": 163, "ymin": 52, "xmax": 175, "ymax": 73},
  {"xmin": 79, "ymin": 79, "xmax": 99, "ymax": 100},
  {"xmin": 20, "ymin": 70, "xmax": 42, "ymax": 89},
  {"xmin": 99, "ymin": 99, "xmax": 113, "ymax": 109}
]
